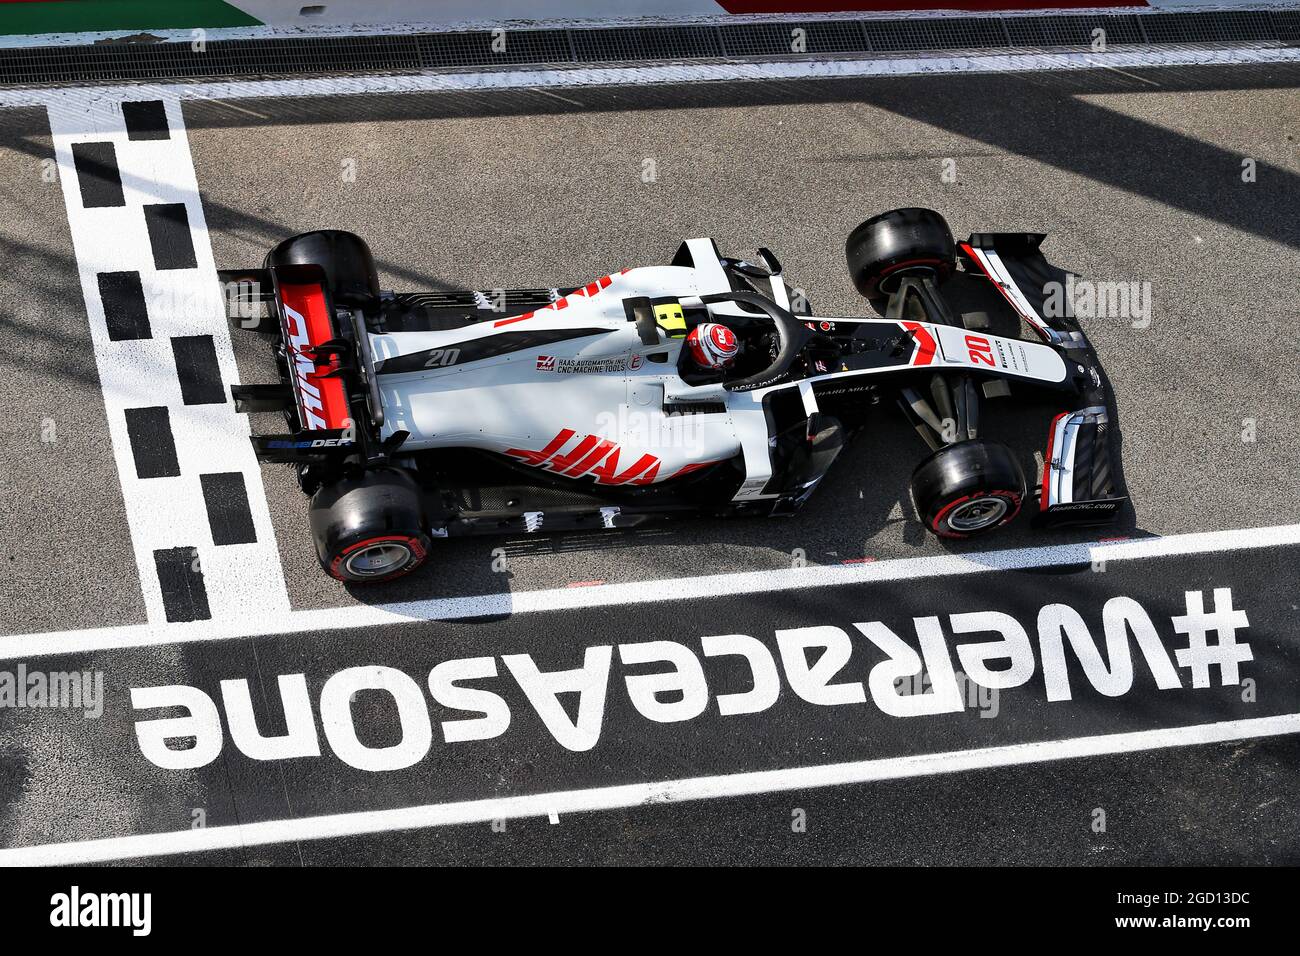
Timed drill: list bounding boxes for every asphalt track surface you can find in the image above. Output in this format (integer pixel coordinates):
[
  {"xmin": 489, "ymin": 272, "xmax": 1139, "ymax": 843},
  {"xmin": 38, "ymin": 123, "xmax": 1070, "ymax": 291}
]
[{"xmin": 0, "ymin": 62, "xmax": 1298, "ymax": 864}]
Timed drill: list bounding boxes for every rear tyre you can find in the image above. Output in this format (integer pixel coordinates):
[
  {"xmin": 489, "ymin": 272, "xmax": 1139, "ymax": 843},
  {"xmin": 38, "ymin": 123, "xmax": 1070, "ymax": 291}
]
[
  {"xmin": 846, "ymin": 207, "xmax": 956, "ymax": 303},
  {"xmin": 910, "ymin": 439, "xmax": 1025, "ymax": 539},
  {"xmin": 266, "ymin": 229, "xmax": 380, "ymax": 306},
  {"xmin": 309, "ymin": 467, "xmax": 431, "ymax": 584}
]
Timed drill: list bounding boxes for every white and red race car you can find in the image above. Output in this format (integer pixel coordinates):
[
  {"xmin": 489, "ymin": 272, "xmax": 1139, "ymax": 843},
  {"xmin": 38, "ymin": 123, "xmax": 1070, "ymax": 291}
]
[{"xmin": 223, "ymin": 208, "xmax": 1126, "ymax": 583}]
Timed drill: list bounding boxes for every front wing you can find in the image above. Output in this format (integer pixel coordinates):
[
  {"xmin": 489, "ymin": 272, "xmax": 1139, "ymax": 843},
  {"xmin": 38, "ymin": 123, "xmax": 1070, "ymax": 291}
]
[{"xmin": 960, "ymin": 233, "xmax": 1127, "ymax": 527}]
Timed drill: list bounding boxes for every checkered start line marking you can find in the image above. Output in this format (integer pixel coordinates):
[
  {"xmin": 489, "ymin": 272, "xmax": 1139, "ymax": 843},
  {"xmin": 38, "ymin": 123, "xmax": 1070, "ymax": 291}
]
[{"xmin": 49, "ymin": 91, "xmax": 289, "ymax": 626}]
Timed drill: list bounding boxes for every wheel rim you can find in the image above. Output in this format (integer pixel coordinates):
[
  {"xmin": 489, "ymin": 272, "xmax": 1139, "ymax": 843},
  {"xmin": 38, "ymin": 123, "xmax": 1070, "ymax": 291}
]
[
  {"xmin": 947, "ymin": 496, "xmax": 1009, "ymax": 532},
  {"xmin": 343, "ymin": 542, "xmax": 412, "ymax": 577}
]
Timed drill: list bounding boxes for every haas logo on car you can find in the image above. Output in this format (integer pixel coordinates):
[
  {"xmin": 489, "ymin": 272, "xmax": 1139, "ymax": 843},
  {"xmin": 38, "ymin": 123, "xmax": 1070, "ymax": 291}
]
[
  {"xmin": 282, "ymin": 302, "xmax": 330, "ymax": 430},
  {"xmin": 505, "ymin": 429, "xmax": 717, "ymax": 485},
  {"xmin": 536, "ymin": 355, "xmax": 556, "ymax": 372},
  {"xmin": 278, "ymin": 283, "xmax": 351, "ymax": 431}
]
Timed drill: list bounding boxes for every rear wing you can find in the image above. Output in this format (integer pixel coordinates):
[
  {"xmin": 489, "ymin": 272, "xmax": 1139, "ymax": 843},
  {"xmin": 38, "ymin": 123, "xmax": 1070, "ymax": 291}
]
[
  {"xmin": 250, "ymin": 428, "xmax": 357, "ymax": 463},
  {"xmin": 220, "ymin": 265, "xmax": 390, "ymax": 465},
  {"xmin": 959, "ymin": 234, "xmax": 1129, "ymax": 528}
]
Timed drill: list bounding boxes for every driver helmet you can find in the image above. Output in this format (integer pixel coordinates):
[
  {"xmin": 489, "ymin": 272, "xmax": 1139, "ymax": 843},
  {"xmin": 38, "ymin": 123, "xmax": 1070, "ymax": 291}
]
[{"xmin": 686, "ymin": 323, "xmax": 739, "ymax": 370}]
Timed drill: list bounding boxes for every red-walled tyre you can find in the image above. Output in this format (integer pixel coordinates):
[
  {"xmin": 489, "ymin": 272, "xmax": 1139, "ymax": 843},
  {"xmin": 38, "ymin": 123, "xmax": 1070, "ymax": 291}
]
[
  {"xmin": 911, "ymin": 439, "xmax": 1025, "ymax": 539},
  {"xmin": 309, "ymin": 467, "xmax": 431, "ymax": 584},
  {"xmin": 329, "ymin": 534, "xmax": 427, "ymax": 583},
  {"xmin": 846, "ymin": 207, "xmax": 956, "ymax": 304}
]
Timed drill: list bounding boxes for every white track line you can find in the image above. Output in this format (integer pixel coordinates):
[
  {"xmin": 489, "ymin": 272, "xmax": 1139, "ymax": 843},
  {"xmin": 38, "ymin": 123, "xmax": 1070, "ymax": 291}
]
[
  {"xmin": 2, "ymin": 522, "xmax": 1298, "ymax": 660},
  {"xmin": 3, "ymin": 712, "xmax": 1296, "ymax": 865},
  {"xmin": 49, "ymin": 92, "xmax": 290, "ymax": 625},
  {"xmin": 3, "ymin": 43, "xmax": 1300, "ymax": 110}
]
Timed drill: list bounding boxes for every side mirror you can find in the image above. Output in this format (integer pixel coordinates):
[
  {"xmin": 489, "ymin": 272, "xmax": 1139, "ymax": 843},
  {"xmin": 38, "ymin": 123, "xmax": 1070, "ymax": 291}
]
[{"xmin": 756, "ymin": 247, "xmax": 783, "ymax": 276}]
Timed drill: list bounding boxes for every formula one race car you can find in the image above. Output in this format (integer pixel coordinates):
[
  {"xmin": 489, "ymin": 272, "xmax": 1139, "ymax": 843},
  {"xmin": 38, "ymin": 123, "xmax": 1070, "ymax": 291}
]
[{"xmin": 221, "ymin": 208, "xmax": 1126, "ymax": 583}]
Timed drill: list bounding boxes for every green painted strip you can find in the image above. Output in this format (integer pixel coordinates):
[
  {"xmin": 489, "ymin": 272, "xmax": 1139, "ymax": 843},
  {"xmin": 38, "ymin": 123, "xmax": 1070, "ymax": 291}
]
[{"xmin": 0, "ymin": 1, "xmax": 261, "ymax": 37}]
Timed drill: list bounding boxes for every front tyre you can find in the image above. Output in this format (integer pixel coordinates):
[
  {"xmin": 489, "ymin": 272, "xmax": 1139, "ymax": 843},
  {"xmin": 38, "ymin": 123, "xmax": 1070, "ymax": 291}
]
[
  {"xmin": 910, "ymin": 439, "xmax": 1025, "ymax": 539},
  {"xmin": 309, "ymin": 468, "xmax": 431, "ymax": 583},
  {"xmin": 846, "ymin": 207, "xmax": 956, "ymax": 303}
]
